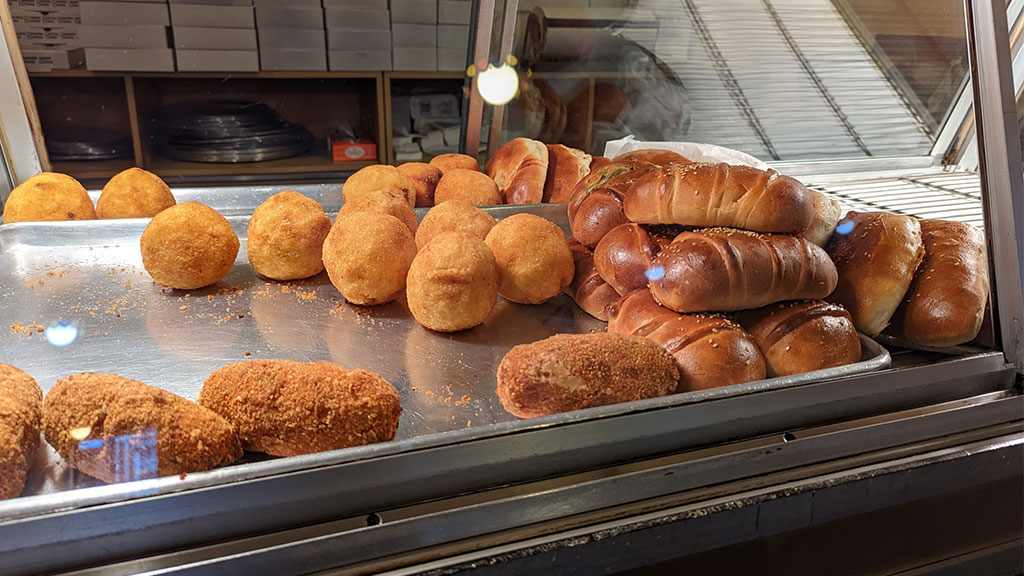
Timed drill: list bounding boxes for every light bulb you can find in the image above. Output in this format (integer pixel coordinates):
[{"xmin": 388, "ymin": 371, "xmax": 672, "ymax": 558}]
[{"xmin": 476, "ymin": 63, "xmax": 519, "ymax": 105}]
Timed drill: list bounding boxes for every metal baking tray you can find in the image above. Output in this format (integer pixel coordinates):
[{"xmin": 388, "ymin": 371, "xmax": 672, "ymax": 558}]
[{"xmin": 0, "ymin": 199, "xmax": 890, "ymax": 519}]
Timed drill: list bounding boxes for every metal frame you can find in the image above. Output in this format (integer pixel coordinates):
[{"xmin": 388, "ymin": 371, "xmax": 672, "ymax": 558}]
[{"xmin": 0, "ymin": 1, "xmax": 42, "ymax": 193}]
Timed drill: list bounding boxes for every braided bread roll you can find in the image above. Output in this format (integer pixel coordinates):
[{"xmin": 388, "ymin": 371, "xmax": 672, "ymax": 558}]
[
  {"xmin": 567, "ymin": 162, "xmax": 656, "ymax": 249},
  {"xmin": 608, "ymin": 290, "xmax": 766, "ymax": 392},
  {"xmin": 622, "ymin": 163, "xmax": 815, "ymax": 233},
  {"xmin": 565, "ymin": 239, "xmax": 620, "ymax": 321},
  {"xmin": 651, "ymin": 228, "xmax": 838, "ymax": 313}
]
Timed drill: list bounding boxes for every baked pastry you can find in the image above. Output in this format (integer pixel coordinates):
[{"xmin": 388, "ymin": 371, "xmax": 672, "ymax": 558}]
[
  {"xmin": 434, "ymin": 168, "xmax": 502, "ymax": 207},
  {"xmin": 825, "ymin": 211, "xmax": 924, "ymax": 336},
  {"xmin": 247, "ymin": 190, "xmax": 331, "ymax": 281},
  {"xmin": 338, "ymin": 189, "xmax": 419, "ymax": 234},
  {"xmin": 415, "ymin": 200, "xmax": 497, "ymax": 249},
  {"xmin": 593, "ymin": 81, "xmax": 632, "ymax": 123},
  {"xmin": 496, "ymin": 332, "xmax": 678, "ymax": 418},
  {"xmin": 651, "ymin": 228, "xmax": 838, "ymax": 313},
  {"xmin": 543, "ymin": 144, "xmax": 591, "ymax": 203},
  {"xmin": 888, "ymin": 219, "xmax": 989, "ymax": 346},
  {"xmin": 535, "ymin": 79, "xmax": 567, "ymax": 143},
  {"xmin": 0, "ymin": 364, "xmax": 43, "ymax": 499},
  {"xmin": 564, "ymin": 239, "xmax": 620, "ymax": 321},
  {"xmin": 802, "ymin": 190, "xmax": 842, "ymax": 247},
  {"xmin": 342, "ymin": 165, "xmax": 417, "ymax": 209},
  {"xmin": 486, "ymin": 137, "xmax": 549, "ymax": 205},
  {"xmin": 734, "ymin": 300, "xmax": 861, "ymax": 377},
  {"xmin": 589, "ymin": 156, "xmax": 612, "ymax": 171},
  {"xmin": 407, "ymin": 231, "xmax": 499, "ymax": 332},
  {"xmin": 96, "ymin": 168, "xmax": 175, "ymax": 219},
  {"xmin": 140, "ymin": 201, "xmax": 239, "ymax": 290},
  {"xmin": 43, "ymin": 373, "xmax": 241, "ymax": 484},
  {"xmin": 607, "ymin": 289, "xmax": 766, "ymax": 392},
  {"xmin": 511, "ymin": 81, "xmax": 545, "ymax": 139},
  {"xmin": 484, "ymin": 213, "xmax": 574, "ymax": 304},
  {"xmin": 568, "ymin": 161, "xmax": 656, "ymax": 249},
  {"xmin": 322, "ymin": 211, "xmax": 417, "ymax": 305},
  {"xmin": 3, "ymin": 172, "xmax": 95, "ymax": 223},
  {"xmin": 593, "ymin": 223, "xmax": 660, "ymax": 296},
  {"xmin": 430, "ymin": 153, "xmax": 480, "ymax": 174},
  {"xmin": 612, "ymin": 149, "xmax": 691, "ymax": 166},
  {"xmin": 397, "ymin": 162, "xmax": 443, "ymax": 207},
  {"xmin": 199, "ymin": 360, "xmax": 401, "ymax": 457},
  {"xmin": 623, "ymin": 163, "xmax": 815, "ymax": 234}
]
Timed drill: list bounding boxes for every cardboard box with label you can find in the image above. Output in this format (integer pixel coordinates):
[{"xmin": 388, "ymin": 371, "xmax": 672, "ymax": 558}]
[
  {"xmin": 328, "ymin": 49, "xmax": 391, "ymax": 71},
  {"xmin": 393, "ymin": 46, "xmax": 436, "ymax": 71},
  {"xmin": 176, "ymin": 49, "xmax": 259, "ymax": 71}
]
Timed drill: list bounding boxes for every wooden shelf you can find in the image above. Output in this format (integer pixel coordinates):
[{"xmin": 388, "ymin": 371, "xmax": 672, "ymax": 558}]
[
  {"xmin": 51, "ymin": 158, "xmax": 135, "ymax": 181},
  {"xmin": 144, "ymin": 154, "xmax": 375, "ymax": 179},
  {"xmin": 387, "ymin": 71, "xmax": 466, "ymax": 80}
]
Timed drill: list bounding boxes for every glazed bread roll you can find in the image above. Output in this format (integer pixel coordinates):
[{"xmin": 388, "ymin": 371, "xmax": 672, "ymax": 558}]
[
  {"xmin": 623, "ymin": 163, "xmax": 815, "ymax": 234},
  {"xmin": 535, "ymin": 79, "xmax": 567, "ymax": 143},
  {"xmin": 607, "ymin": 290, "xmax": 766, "ymax": 392},
  {"xmin": 568, "ymin": 162, "xmax": 656, "ymax": 249},
  {"xmin": 651, "ymin": 228, "xmax": 838, "ymax": 313},
  {"xmin": 825, "ymin": 211, "xmax": 924, "ymax": 336},
  {"xmin": 434, "ymin": 169, "xmax": 501, "ymax": 207},
  {"xmin": 612, "ymin": 149, "xmax": 691, "ymax": 166},
  {"xmin": 593, "ymin": 223, "xmax": 660, "ymax": 296},
  {"xmin": 590, "ymin": 156, "xmax": 612, "ymax": 171},
  {"xmin": 888, "ymin": 220, "xmax": 989, "ymax": 347},
  {"xmin": 496, "ymin": 332, "xmax": 678, "ymax": 418},
  {"xmin": 486, "ymin": 137, "xmax": 549, "ymax": 205},
  {"xmin": 397, "ymin": 162, "xmax": 443, "ymax": 207},
  {"xmin": 0, "ymin": 364, "xmax": 43, "ymax": 500},
  {"xmin": 343, "ymin": 165, "xmax": 417, "ymax": 209},
  {"xmin": 734, "ymin": 300, "xmax": 861, "ymax": 377},
  {"xmin": 43, "ymin": 373, "xmax": 241, "ymax": 484},
  {"xmin": 415, "ymin": 200, "xmax": 496, "ymax": 249},
  {"xmin": 802, "ymin": 190, "xmax": 841, "ymax": 247},
  {"xmin": 593, "ymin": 82, "xmax": 631, "ymax": 123},
  {"xmin": 407, "ymin": 231, "xmax": 499, "ymax": 332},
  {"xmin": 543, "ymin": 144, "xmax": 592, "ymax": 203},
  {"xmin": 484, "ymin": 213, "xmax": 574, "ymax": 304},
  {"xmin": 199, "ymin": 360, "xmax": 401, "ymax": 457},
  {"xmin": 565, "ymin": 240, "xmax": 620, "ymax": 321}
]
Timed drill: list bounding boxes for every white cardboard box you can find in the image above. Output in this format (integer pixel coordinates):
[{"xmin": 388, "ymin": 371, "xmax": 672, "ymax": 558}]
[
  {"xmin": 437, "ymin": 24, "xmax": 468, "ymax": 49},
  {"xmin": 176, "ymin": 49, "xmax": 259, "ymax": 71},
  {"xmin": 324, "ymin": 9, "xmax": 389, "ymax": 30},
  {"xmin": 173, "ymin": 26, "xmax": 257, "ymax": 50},
  {"xmin": 257, "ymin": 27, "xmax": 325, "ymax": 50},
  {"xmin": 393, "ymin": 46, "xmax": 435, "ymax": 71},
  {"xmin": 437, "ymin": 0, "xmax": 470, "ymax": 25},
  {"xmin": 326, "ymin": 29, "xmax": 391, "ymax": 51},
  {"xmin": 437, "ymin": 46, "xmax": 463, "ymax": 71},
  {"xmin": 168, "ymin": 0, "xmax": 251, "ymax": 5},
  {"xmin": 169, "ymin": 4, "xmax": 254, "ymax": 28},
  {"xmin": 255, "ymin": 7, "xmax": 323, "ymax": 29},
  {"xmin": 12, "ymin": 0, "xmax": 80, "ymax": 8},
  {"xmin": 323, "ymin": 0, "xmax": 386, "ymax": 9},
  {"xmin": 328, "ymin": 49, "xmax": 390, "ymax": 71},
  {"xmin": 390, "ymin": 0, "xmax": 435, "ymax": 24},
  {"xmin": 83, "ymin": 47, "xmax": 174, "ymax": 71},
  {"xmin": 78, "ymin": 24, "xmax": 169, "ymax": 48},
  {"xmin": 11, "ymin": 10, "xmax": 81, "ymax": 26},
  {"xmin": 21, "ymin": 47, "xmax": 84, "ymax": 71},
  {"xmin": 260, "ymin": 49, "xmax": 326, "ymax": 70},
  {"xmin": 253, "ymin": 0, "xmax": 316, "ymax": 6},
  {"xmin": 80, "ymin": 2, "xmax": 169, "ymax": 25},
  {"xmin": 392, "ymin": 23, "xmax": 435, "ymax": 47}
]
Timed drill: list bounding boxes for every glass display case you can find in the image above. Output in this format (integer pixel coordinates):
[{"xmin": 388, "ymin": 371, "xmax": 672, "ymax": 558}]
[{"xmin": 0, "ymin": 0, "xmax": 1020, "ymax": 574}]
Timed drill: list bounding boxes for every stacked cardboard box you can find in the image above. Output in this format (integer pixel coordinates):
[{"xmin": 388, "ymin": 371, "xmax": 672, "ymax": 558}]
[
  {"xmin": 255, "ymin": 0, "xmax": 326, "ymax": 71},
  {"xmin": 78, "ymin": 0, "xmax": 173, "ymax": 71},
  {"xmin": 391, "ymin": 0, "xmax": 435, "ymax": 71},
  {"xmin": 324, "ymin": 0, "xmax": 391, "ymax": 71},
  {"xmin": 169, "ymin": 0, "xmax": 257, "ymax": 72},
  {"xmin": 436, "ymin": 0, "xmax": 469, "ymax": 71},
  {"xmin": 11, "ymin": 0, "xmax": 84, "ymax": 72}
]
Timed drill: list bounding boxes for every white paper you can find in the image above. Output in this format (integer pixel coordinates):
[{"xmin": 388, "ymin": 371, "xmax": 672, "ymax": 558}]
[{"xmin": 603, "ymin": 136, "xmax": 771, "ymax": 170}]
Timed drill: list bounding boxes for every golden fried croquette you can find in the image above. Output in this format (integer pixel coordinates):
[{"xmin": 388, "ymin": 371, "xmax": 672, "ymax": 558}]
[
  {"xmin": 484, "ymin": 213, "xmax": 574, "ymax": 304},
  {"xmin": 415, "ymin": 200, "xmax": 496, "ymax": 249},
  {"xmin": 247, "ymin": 190, "xmax": 330, "ymax": 281},
  {"xmin": 434, "ymin": 169, "xmax": 501, "ymax": 207},
  {"xmin": 322, "ymin": 211, "xmax": 417, "ymax": 305},
  {"xmin": 140, "ymin": 202, "xmax": 239, "ymax": 290},
  {"xmin": 342, "ymin": 165, "xmax": 417, "ymax": 209},
  {"xmin": 2, "ymin": 172, "xmax": 95, "ymax": 223},
  {"xmin": 407, "ymin": 231, "xmax": 499, "ymax": 332},
  {"xmin": 397, "ymin": 162, "xmax": 442, "ymax": 207},
  {"xmin": 95, "ymin": 167, "xmax": 175, "ymax": 219},
  {"xmin": 0, "ymin": 364, "xmax": 43, "ymax": 499},
  {"xmin": 42, "ymin": 373, "xmax": 241, "ymax": 484},
  {"xmin": 199, "ymin": 360, "xmax": 401, "ymax": 457},
  {"xmin": 429, "ymin": 153, "xmax": 480, "ymax": 174},
  {"xmin": 338, "ymin": 190, "xmax": 419, "ymax": 234},
  {"xmin": 496, "ymin": 333, "xmax": 679, "ymax": 418}
]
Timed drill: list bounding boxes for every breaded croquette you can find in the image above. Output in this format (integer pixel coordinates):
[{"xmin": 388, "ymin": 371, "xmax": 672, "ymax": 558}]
[
  {"xmin": 140, "ymin": 202, "xmax": 240, "ymax": 290},
  {"xmin": 3, "ymin": 172, "xmax": 96, "ymax": 223},
  {"xmin": 0, "ymin": 364, "xmax": 43, "ymax": 499},
  {"xmin": 247, "ymin": 190, "xmax": 331, "ymax": 281},
  {"xmin": 96, "ymin": 167, "xmax": 176, "ymax": 219}
]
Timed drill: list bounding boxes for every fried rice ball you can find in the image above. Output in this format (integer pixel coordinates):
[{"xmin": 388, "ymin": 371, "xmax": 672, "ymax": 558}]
[
  {"xmin": 42, "ymin": 373, "xmax": 242, "ymax": 484},
  {"xmin": 429, "ymin": 153, "xmax": 480, "ymax": 174},
  {"xmin": 322, "ymin": 211, "xmax": 417, "ymax": 305},
  {"xmin": 415, "ymin": 200, "xmax": 496, "ymax": 249},
  {"xmin": 338, "ymin": 190, "xmax": 419, "ymax": 234},
  {"xmin": 3, "ymin": 172, "xmax": 95, "ymax": 223},
  {"xmin": 397, "ymin": 162, "xmax": 442, "ymax": 207},
  {"xmin": 199, "ymin": 360, "xmax": 401, "ymax": 457},
  {"xmin": 434, "ymin": 169, "xmax": 501, "ymax": 207},
  {"xmin": 95, "ymin": 168, "xmax": 175, "ymax": 219},
  {"xmin": 247, "ymin": 190, "xmax": 330, "ymax": 281},
  {"xmin": 140, "ymin": 202, "xmax": 239, "ymax": 290},
  {"xmin": 0, "ymin": 364, "xmax": 43, "ymax": 500},
  {"xmin": 407, "ymin": 231, "xmax": 499, "ymax": 332},
  {"xmin": 484, "ymin": 213, "xmax": 574, "ymax": 304},
  {"xmin": 342, "ymin": 164, "xmax": 417, "ymax": 209}
]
